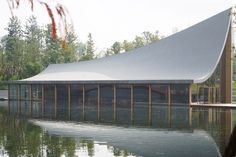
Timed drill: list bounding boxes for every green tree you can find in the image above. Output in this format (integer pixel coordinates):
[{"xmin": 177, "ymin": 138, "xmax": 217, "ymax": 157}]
[
  {"xmin": 61, "ymin": 27, "xmax": 79, "ymax": 63},
  {"xmin": 23, "ymin": 16, "xmax": 43, "ymax": 78},
  {"xmin": 122, "ymin": 40, "xmax": 134, "ymax": 52},
  {"xmin": 133, "ymin": 35, "xmax": 145, "ymax": 48},
  {"xmin": 80, "ymin": 33, "xmax": 95, "ymax": 61},
  {"xmin": 2, "ymin": 16, "xmax": 24, "ymax": 80},
  {"xmin": 111, "ymin": 41, "xmax": 122, "ymax": 54}
]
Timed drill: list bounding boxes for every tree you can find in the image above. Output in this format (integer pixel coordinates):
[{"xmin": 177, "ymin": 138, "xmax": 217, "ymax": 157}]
[
  {"xmin": 2, "ymin": 16, "xmax": 24, "ymax": 80},
  {"xmin": 80, "ymin": 33, "xmax": 95, "ymax": 61},
  {"xmin": 111, "ymin": 41, "xmax": 121, "ymax": 54},
  {"xmin": 122, "ymin": 40, "xmax": 134, "ymax": 52},
  {"xmin": 142, "ymin": 31, "xmax": 159, "ymax": 44},
  {"xmin": 133, "ymin": 35, "xmax": 145, "ymax": 48}
]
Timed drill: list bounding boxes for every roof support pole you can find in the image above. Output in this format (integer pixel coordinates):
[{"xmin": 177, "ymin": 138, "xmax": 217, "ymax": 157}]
[
  {"xmin": 189, "ymin": 84, "xmax": 192, "ymax": 106},
  {"xmin": 148, "ymin": 84, "xmax": 152, "ymax": 125},
  {"xmin": 17, "ymin": 84, "xmax": 21, "ymax": 115},
  {"xmin": 54, "ymin": 85, "xmax": 57, "ymax": 118},
  {"xmin": 189, "ymin": 107, "xmax": 192, "ymax": 128},
  {"xmin": 168, "ymin": 84, "xmax": 171, "ymax": 127},
  {"xmin": 82, "ymin": 84, "xmax": 85, "ymax": 120},
  {"xmin": 97, "ymin": 84, "xmax": 100, "ymax": 121},
  {"xmin": 30, "ymin": 84, "xmax": 32, "ymax": 117},
  {"xmin": 131, "ymin": 84, "xmax": 134, "ymax": 122},
  {"xmin": 68, "ymin": 84, "xmax": 71, "ymax": 120},
  {"xmin": 221, "ymin": 26, "xmax": 232, "ymax": 103},
  {"xmin": 8, "ymin": 84, "xmax": 10, "ymax": 114},
  {"xmin": 41, "ymin": 85, "xmax": 44, "ymax": 117},
  {"xmin": 168, "ymin": 84, "xmax": 171, "ymax": 106},
  {"xmin": 113, "ymin": 84, "xmax": 116, "ymax": 121}
]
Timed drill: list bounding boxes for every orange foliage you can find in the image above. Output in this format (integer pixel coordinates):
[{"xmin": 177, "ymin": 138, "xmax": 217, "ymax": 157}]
[{"xmin": 6, "ymin": 0, "xmax": 70, "ymax": 43}]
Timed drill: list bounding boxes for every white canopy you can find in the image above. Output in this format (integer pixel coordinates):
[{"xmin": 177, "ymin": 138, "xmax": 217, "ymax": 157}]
[{"xmin": 22, "ymin": 9, "xmax": 231, "ymax": 84}]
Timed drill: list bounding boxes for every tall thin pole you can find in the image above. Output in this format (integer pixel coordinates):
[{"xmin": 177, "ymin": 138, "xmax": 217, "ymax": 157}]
[
  {"xmin": 113, "ymin": 84, "xmax": 116, "ymax": 121},
  {"xmin": 97, "ymin": 84, "xmax": 100, "ymax": 121},
  {"xmin": 168, "ymin": 84, "xmax": 171, "ymax": 106},
  {"xmin": 30, "ymin": 84, "xmax": 32, "ymax": 116},
  {"xmin": 82, "ymin": 84, "xmax": 85, "ymax": 120},
  {"xmin": 131, "ymin": 84, "xmax": 134, "ymax": 122},
  {"xmin": 8, "ymin": 84, "xmax": 10, "ymax": 114},
  {"xmin": 68, "ymin": 84, "xmax": 71, "ymax": 120},
  {"xmin": 54, "ymin": 85, "xmax": 57, "ymax": 118},
  {"xmin": 189, "ymin": 84, "xmax": 192, "ymax": 106},
  {"xmin": 148, "ymin": 84, "xmax": 152, "ymax": 125},
  {"xmin": 17, "ymin": 84, "xmax": 21, "ymax": 114},
  {"xmin": 41, "ymin": 85, "xmax": 44, "ymax": 117}
]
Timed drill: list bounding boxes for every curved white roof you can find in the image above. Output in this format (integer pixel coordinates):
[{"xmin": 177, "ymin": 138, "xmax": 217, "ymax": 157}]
[{"xmin": 23, "ymin": 9, "xmax": 231, "ymax": 84}]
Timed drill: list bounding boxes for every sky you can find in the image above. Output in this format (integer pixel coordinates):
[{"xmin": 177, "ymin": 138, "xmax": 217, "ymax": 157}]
[{"xmin": 0, "ymin": 0, "xmax": 235, "ymax": 51}]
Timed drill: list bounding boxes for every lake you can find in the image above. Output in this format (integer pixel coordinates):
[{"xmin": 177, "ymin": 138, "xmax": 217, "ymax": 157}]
[{"xmin": 0, "ymin": 100, "xmax": 236, "ymax": 157}]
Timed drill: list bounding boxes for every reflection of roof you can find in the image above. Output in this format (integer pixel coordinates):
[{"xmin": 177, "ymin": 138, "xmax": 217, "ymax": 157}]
[
  {"xmin": 31, "ymin": 120, "xmax": 221, "ymax": 157},
  {"xmin": 22, "ymin": 9, "xmax": 231, "ymax": 84}
]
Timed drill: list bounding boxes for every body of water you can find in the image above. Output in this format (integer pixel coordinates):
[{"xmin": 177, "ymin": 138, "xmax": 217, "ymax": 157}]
[{"xmin": 0, "ymin": 100, "xmax": 236, "ymax": 157}]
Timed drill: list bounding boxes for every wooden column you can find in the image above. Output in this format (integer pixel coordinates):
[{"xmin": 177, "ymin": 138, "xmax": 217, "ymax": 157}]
[
  {"xmin": 196, "ymin": 84, "xmax": 199, "ymax": 104},
  {"xmin": 17, "ymin": 84, "xmax": 21, "ymax": 114},
  {"xmin": 113, "ymin": 84, "xmax": 116, "ymax": 121},
  {"xmin": 97, "ymin": 84, "xmax": 100, "ymax": 120},
  {"xmin": 8, "ymin": 84, "xmax": 10, "ymax": 114},
  {"xmin": 189, "ymin": 84, "xmax": 192, "ymax": 106},
  {"xmin": 168, "ymin": 84, "xmax": 171, "ymax": 106},
  {"xmin": 30, "ymin": 84, "xmax": 32, "ymax": 116},
  {"xmin": 68, "ymin": 84, "xmax": 71, "ymax": 119},
  {"xmin": 148, "ymin": 84, "xmax": 152, "ymax": 125},
  {"xmin": 82, "ymin": 84, "xmax": 85, "ymax": 120},
  {"xmin": 221, "ymin": 27, "xmax": 232, "ymax": 103},
  {"xmin": 54, "ymin": 85, "xmax": 57, "ymax": 118},
  {"xmin": 131, "ymin": 84, "xmax": 134, "ymax": 122},
  {"xmin": 189, "ymin": 107, "xmax": 192, "ymax": 128},
  {"xmin": 41, "ymin": 85, "xmax": 44, "ymax": 117}
]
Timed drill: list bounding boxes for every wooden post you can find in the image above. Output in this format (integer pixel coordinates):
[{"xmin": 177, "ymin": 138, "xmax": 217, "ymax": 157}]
[
  {"xmin": 220, "ymin": 27, "xmax": 232, "ymax": 103},
  {"xmin": 113, "ymin": 84, "xmax": 116, "ymax": 121},
  {"xmin": 168, "ymin": 104, "xmax": 171, "ymax": 128},
  {"xmin": 17, "ymin": 84, "xmax": 21, "ymax": 114},
  {"xmin": 97, "ymin": 84, "xmax": 100, "ymax": 120},
  {"xmin": 148, "ymin": 84, "xmax": 152, "ymax": 125},
  {"xmin": 168, "ymin": 84, "xmax": 171, "ymax": 106},
  {"xmin": 8, "ymin": 84, "xmax": 10, "ymax": 114},
  {"xmin": 208, "ymin": 87, "xmax": 211, "ymax": 104},
  {"xmin": 131, "ymin": 84, "xmax": 134, "ymax": 122},
  {"xmin": 196, "ymin": 84, "xmax": 199, "ymax": 104},
  {"xmin": 189, "ymin": 107, "xmax": 192, "ymax": 128},
  {"xmin": 82, "ymin": 84, "xmax": 85, "ymax": 120},
  {"xmin": 189, "ymin": 84, "xmax": 192, "ymax": 106},
  {"xmin": 54, "ymin": 85, "xmax": 57, "ymax": 118},
  {"xmin": 41, "ymin": 85, "xmax": 44, "ymax": 117},
  {"xmin": 68, "ymin": 84, "xmax": 71, "ymax": 120},
  {"xmin": 30, "ymin": 84, "xmax": 32, "ymax": 116}
]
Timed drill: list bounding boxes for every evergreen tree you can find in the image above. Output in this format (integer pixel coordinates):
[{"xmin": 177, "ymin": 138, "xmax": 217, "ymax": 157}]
[
  {"xmin": 111, "ymin": 41, "xmax": 121, "ymax": 54},
  {"xmin": 3, "ymin": 16, "xmax": 24, "ymax": 80},
  {"xmin": 80, "ymin": 33, "xmax": 95, "ymax": 61}
]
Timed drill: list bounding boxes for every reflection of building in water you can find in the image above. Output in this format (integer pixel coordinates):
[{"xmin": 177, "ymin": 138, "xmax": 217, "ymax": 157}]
[
  {"xmin": 8, "ymin": 99, "xmax": 236, "ymax": 155},
  {"xmin": 5, "ymin": 8, "xmax": 234, "ymax": 104}
]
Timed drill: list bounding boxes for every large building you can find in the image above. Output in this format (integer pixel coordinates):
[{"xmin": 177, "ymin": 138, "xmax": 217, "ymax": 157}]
[{"xmin": 6, "ymin": 8, "xmax": 233, "ymax": 110}]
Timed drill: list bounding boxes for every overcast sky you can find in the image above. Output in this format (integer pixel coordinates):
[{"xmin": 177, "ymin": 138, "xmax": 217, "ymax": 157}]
[{"xmin": 0, "ymin": 0, "xmax": 235, "ymax": 51}]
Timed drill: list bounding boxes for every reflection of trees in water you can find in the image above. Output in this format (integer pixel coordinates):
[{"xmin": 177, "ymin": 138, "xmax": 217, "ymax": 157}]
[
  {"xmin": 0, "ymin": 107, "xmax": 77, "ymax": 157},
  {"xmin": 0, "ymin": 107, "xmax": 135, "ymax": 157}
]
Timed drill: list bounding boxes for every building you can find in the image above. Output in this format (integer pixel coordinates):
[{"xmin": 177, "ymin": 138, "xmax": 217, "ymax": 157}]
[{"xmin": 6, "ymin": 8, "xmax": 233, "ymax": 113}]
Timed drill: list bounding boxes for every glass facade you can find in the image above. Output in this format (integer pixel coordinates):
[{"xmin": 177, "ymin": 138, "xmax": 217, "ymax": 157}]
[{"xmin": 8, "ymin": 83, "xmax": 194, "ymax": 123}]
